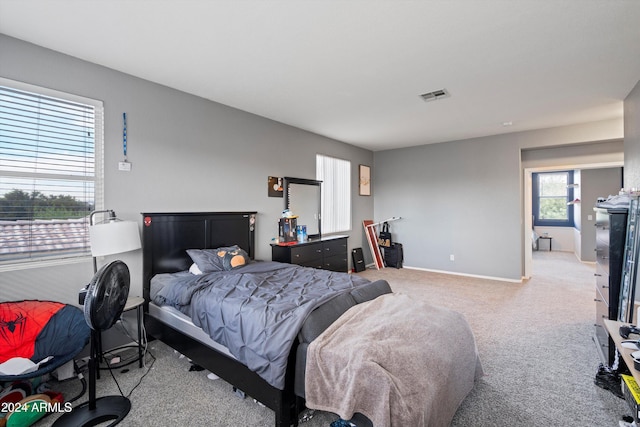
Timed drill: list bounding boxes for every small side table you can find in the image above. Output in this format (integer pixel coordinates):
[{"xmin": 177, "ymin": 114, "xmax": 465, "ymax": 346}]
[
  {"xmin": 537, "ymin": 236, "xmax": 552, "ymax": 251},
  {"xmin": 96, "ymin": 296, "xmax": 145, "ymax": 378},
  {"xmin": 123, "ymin": 296, "xmax": 145, "ymax": 369}
]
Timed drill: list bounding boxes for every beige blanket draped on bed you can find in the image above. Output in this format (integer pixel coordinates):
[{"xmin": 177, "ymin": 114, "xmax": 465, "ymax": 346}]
[{"xmin": 305, "ymin": 293, "xmax": 483, "ymax": 427}]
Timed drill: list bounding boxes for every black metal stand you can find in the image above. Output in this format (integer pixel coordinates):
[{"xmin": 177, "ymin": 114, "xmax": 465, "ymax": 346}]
[
  {"xmin": 53, "ymin": 330, "xmax": 131, "ymax": 427},
  {"xmin": 53, "ymin": 396, "xmax": 131, "ymax": 427}
]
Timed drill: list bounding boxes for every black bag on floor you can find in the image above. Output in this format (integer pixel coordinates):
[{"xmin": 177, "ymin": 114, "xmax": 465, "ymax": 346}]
[
  {"xmin": 378, "ymin": 222, "xmax": 392, "ymax": 248},
  {"xmin": 384, "ymin": 243, "xmax": 403, "ymax": 269}
]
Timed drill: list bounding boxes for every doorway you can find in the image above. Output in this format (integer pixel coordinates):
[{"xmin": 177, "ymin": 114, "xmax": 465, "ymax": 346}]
[{"xmin": 523, "ymin": 162, "xmax": 623, "ymax": 279}]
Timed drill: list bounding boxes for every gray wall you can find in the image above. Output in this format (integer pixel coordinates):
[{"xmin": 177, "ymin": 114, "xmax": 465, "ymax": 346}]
[
  {"xmin": 626, "ymin": 80, "xmax": 640, "ymax": 189},
  {"xmin": 373, "ymin": 134, "xmax": 522, "ymax": 280},
  {"xmin": 0, "ymin": 35, "xmax": 374, "ymax": 304},
  {"xmin": 624, "ymin": 80, "xmax": 640, "ymax": 304},
  {"xmin": 374, "ymin": 120, "xmax": 623, "ymax": 281}
]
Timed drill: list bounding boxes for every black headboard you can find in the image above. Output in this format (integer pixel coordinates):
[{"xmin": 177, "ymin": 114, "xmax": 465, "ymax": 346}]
[{"xmin": 141, "ymin": 212, "xmax": 257, "ymax": 304}]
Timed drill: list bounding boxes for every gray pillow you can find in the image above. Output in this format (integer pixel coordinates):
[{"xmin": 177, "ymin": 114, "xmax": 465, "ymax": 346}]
[{"xmin": 186, "ymin": 246, "xmax": 250, "ymax": 272}]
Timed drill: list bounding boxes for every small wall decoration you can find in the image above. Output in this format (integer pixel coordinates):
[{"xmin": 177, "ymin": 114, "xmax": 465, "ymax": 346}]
[
  {"xmin": 268, "ymin": 176, "xmax": 283, "ymax": 197},
  {"xmin": 359, "ymin": 165, "xmax": 371, "ymax": 196}
]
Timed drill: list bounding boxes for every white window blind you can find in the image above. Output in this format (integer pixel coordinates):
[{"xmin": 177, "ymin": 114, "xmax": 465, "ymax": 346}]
[
  {"xmin": 0, "ymin": 78, "xmax": 104, "ymax": 265},
  {"xmin": 316, "ymin": 154, "xmax": 351, "ymax": 233}
]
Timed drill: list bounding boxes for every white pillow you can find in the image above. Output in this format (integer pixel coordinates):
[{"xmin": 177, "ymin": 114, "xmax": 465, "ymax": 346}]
[{"xmin": 189, "ymin": 263, "xmax": 203, "ymax": 275}]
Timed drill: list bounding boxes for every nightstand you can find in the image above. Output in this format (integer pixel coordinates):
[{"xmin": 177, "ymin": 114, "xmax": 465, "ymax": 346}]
[
  {"xmin": 537, "ymin": 235, "xmax": 552, "ymax": 251},
  {"xmin": 95, "ymin": 295, "xmax": 145, "ymax": 378},
  {"xmin": 123, "ymin": 296, "xmax": 144, "ymax": 369}
]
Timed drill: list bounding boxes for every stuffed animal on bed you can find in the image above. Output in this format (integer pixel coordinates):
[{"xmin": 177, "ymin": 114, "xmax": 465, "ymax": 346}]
[
  {"xmin": 218, "ymin": 248, "xmax": 249, "ymax": 270},
  {"xmin": 187, "ymin": 246, "xmax": 250, "ymax": 273}
]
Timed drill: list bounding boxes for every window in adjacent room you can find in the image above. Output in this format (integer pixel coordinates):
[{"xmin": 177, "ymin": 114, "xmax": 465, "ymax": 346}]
[
  {"xmin": 316, "ymin": 154, "xmax": 351, "ymax": 233},
  {"xmin": 532, "ymin": 171, "xmax": 574, "ymax": 227},
  {"xmin": 0, "ymin": 78, "xmax": 104, "ymax": 267}
]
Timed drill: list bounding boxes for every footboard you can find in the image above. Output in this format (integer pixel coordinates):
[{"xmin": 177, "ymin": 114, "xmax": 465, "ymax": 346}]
[{"xmin": 145, "ymin": 313, "xmax": 300, "ymax": 427}]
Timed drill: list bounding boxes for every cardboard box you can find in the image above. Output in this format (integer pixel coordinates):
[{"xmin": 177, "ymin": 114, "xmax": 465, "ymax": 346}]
[
  {"xmin": 621, "ymin": 374, "xmax": 640, "ymax": 421},
  {"xmin": 279, "ymin": 217, "xmax": 297, "ymax": 243}
]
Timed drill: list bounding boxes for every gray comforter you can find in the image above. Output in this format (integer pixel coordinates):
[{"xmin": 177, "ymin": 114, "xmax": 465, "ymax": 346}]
[{"xmin": 151, "ymin": 261, "xmax": 370, "ymax": 390}]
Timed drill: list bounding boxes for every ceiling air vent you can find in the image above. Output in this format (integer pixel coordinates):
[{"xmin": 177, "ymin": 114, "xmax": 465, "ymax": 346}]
[{"xmin": 419, "ymin": 89, "xmax": 450, "ymax": 102}]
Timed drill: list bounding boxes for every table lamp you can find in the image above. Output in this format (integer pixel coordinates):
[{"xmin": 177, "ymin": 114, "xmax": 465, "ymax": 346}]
[{"xmin": 89, "ymin": 210, "xmax": 141, "ymax": 272}]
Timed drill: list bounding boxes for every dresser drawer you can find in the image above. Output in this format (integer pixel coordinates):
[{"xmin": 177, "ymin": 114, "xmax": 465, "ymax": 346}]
[
  {"xmin": 595, "ymin": 286, "xmax": 609, "ymax": 320},
  {"xmin": 595, "ymin": 288, "xmax": 610, "ymax": 359},
  {"xmin": 323, "ymin": 254, "xmax": 348, "ymax": 272},
  {"xmin": 595, "ymin": 266, "xmax": 610, "ymax": 305},
  {"xmin": 595, "ymin": 208, "xmax": 610, "ymax": 228},
  {"xmin": 596, "ymin": 226, "xmax": 609, "ymax": 247},
  {"xmin": 299, "ymin": 259, "xmax": 324, "ymax": 269},
  {"xmin": 594, "ymin": 321, "xmax": 609, "ymax": 360},
  {"xmin": 322, "ymin": 238, "xmax": 347, "ymax": 257},
  {"xmin": 290, "ymin": 244, "xmax": 323, "ymax": 265},
  {"xmin": 595, "ymin": 245, "xmax": 610, "ymax": 273}
]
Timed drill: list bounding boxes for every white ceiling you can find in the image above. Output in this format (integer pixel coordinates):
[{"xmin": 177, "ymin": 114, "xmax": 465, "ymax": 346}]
[{"xmin": 2, "ymin": 1, "xmax": 640, "ymax": 151}]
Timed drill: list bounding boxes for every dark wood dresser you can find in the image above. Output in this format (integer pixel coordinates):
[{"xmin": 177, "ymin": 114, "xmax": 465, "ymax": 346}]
[
  {"xmin": 271, "ymin": 235, "xmax": 348, "ymax": 272},
  {"xmin": 594, "ymin": 206, "xmax": 628, "ymax": 365}
]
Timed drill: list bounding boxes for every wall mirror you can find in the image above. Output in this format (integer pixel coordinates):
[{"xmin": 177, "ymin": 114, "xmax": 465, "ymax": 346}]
[{"xmin": 284, "ymin": 177, "xmax": 322, "ymax": 238}]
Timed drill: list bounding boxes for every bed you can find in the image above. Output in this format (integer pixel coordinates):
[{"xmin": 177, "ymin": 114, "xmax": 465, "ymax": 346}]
[
  {"xmin": 142, "ymin": 212, "xmax": 393, "ymax": 426},
  {"xmin": 142, "ymin": 211, "xmax": 482, "ymax": 427}
]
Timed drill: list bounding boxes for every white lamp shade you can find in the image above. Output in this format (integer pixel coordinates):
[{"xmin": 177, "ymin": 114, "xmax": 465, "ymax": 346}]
[{"xmin": 89, "ymin": 220, "xmax": 141, "ymax": 256}]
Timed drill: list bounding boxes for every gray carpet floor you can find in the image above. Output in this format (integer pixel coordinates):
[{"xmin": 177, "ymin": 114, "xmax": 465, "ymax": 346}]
[{"xmin": 36, "ymin": 251, "xmax": 630, "ymax": 426}]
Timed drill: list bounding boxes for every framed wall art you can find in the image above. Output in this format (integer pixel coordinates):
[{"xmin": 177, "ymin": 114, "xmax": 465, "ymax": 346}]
[
  {"xmin": 359, "ymin": 165, "xmax": 371, "ymax": 196},
  {"xmin": 268, "ymin": 176, "xmax": 283, "ymax": 197}
]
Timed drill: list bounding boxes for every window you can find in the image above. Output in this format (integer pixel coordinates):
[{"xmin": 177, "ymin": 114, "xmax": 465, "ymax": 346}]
[
  {"xmin": 0, "ymin": 78, "xmax": 104, "ymax": 266},
  {"xmin": 532, "ymin": 171, "xmax": 574, "ymax": 227},
  {"xmin": 316, "ymin": 154, "xmax": 351, "ymax": 233}
]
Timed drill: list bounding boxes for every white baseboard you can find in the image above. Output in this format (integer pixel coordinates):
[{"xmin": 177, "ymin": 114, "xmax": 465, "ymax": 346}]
[{"xmin": 402, "ymin": 265, "xmax": 523, "ymax": 283}]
